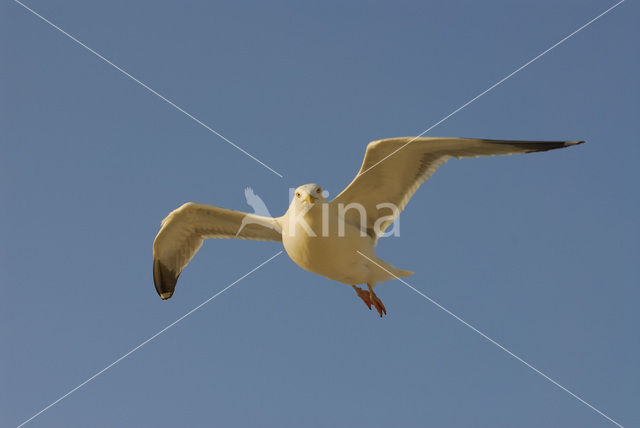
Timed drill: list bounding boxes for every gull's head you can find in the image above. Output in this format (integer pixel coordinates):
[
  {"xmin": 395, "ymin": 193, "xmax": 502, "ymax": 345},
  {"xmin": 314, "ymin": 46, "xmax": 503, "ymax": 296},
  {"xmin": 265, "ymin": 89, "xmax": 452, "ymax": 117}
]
[{"xmin": 292, "ymin": 183, "xmax": 327, "ymax": 208}]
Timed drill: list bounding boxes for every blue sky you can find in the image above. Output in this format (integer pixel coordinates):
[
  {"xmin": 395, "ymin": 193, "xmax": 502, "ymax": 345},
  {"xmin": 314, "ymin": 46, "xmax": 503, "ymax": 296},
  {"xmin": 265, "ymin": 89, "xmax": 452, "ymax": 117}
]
[{"xmin": 2, "ymin": 1, "xmax": 638, "ymax": 427}]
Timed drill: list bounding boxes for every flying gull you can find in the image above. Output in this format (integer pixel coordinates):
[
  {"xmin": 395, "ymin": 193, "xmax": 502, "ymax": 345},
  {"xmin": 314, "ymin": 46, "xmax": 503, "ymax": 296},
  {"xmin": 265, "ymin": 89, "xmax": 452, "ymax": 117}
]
[{"xmin": 153, "ymin": 137, "xmax": 583, "ymax": 316}]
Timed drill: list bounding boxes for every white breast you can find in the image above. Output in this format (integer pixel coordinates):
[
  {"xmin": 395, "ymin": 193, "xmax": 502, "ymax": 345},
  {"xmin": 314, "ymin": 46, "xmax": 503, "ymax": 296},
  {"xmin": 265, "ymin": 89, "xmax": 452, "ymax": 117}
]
[{"xmin": 281, "ymin": 202, "xmax": 374, "ymax": 284}]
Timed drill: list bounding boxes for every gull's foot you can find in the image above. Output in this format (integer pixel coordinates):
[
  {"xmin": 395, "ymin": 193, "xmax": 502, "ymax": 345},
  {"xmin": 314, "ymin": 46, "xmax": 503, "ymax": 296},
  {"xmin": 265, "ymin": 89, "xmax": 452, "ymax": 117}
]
[
  {"xmin": 367, "ymin": 284, "xmax": 387, "ymax": 317},
  {"xmin": 352, "ymin": 285, "xmax": 372, "ymax": 310}
]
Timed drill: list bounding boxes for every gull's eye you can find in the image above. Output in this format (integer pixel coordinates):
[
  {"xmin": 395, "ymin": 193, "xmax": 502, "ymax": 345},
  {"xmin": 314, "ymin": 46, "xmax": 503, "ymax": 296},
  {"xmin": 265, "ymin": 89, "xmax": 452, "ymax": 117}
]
[
  {"xmin": 316, "ymin": 187, "xmax": 322, "ymax": 194},
  {"xmin": 296, "ymin": 192, "xmax": 301, "ymax": 198}
]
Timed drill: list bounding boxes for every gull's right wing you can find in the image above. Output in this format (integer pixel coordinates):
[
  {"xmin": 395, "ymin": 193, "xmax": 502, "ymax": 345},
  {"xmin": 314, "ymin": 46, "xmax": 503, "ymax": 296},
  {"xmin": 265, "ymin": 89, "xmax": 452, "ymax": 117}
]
[{"xmin": 153, "ymin": 202, "xmax": 282, "ymax": 300}]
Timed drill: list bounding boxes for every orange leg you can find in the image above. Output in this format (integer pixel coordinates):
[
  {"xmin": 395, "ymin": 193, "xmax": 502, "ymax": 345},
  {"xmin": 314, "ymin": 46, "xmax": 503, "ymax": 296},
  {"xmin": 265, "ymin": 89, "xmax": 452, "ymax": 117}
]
[
  {"xmin": 352, "ymin": 285, "xmax": 372, "ymax": 310},
  {"xmin": 367, "ymin": 284, "xmax": 387, "ymax": 317}
]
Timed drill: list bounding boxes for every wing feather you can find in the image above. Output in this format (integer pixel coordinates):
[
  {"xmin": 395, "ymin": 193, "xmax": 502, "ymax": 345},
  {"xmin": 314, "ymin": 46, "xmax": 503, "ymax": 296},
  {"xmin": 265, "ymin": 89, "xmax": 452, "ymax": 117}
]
[
  {"xmin": 152, "ymin": 202, "xmax": 282, "ymax": 300},
  {"xmin": 333, "ymin": 137, "xmax": 583, "ymax": 236}
]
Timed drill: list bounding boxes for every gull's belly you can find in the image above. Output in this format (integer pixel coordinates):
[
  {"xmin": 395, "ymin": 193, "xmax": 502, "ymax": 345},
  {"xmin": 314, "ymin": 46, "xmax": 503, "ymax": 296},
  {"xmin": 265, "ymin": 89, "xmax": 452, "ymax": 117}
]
[{"xmin": 281, "ymin": 208, "xmax": 374, "ymax": 284}]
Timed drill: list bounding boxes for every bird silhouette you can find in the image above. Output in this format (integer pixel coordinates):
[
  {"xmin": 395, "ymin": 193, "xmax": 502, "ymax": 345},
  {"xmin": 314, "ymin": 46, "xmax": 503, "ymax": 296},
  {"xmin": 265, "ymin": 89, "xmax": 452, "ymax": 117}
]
[
  {"xmin": 244, "ymin": 187, "xmax": 272, "ymax": 217},
  {"xmin": 235, "ymin": 187, "xmax": 277, "ymax": 237}
]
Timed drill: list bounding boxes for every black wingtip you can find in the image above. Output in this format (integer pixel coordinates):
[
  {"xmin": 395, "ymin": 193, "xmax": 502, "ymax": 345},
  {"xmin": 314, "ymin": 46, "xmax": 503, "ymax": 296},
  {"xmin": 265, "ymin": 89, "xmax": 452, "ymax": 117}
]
[
  {"xmin": 486, "ymin": 139, "xmax": 586, "ymax": 153},
  {"xmin": 526, "ymin": 140, "xmax": 585, "ymax": 152},
  {"xmin": 153, "ymin": 259, "xmax": 179, "ymax": 300}
]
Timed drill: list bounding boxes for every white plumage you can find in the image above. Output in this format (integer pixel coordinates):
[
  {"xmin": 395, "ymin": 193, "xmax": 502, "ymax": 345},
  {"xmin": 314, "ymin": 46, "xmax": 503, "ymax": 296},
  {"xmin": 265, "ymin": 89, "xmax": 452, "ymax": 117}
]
[{"xmin": 153, "ymin": 137, "xmax": 582, "ymax": 315}]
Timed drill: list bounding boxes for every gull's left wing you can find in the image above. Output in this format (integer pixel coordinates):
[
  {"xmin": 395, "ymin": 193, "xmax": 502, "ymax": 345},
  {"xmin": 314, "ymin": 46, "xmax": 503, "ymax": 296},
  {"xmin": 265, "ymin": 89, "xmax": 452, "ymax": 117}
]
[
  {"xmin": 153, "ymin": 202, "xmax": 282, "ymax": 300},
  {"xmin": 332, "ymin": 137, "xmax": 583, "ymax": 238}
]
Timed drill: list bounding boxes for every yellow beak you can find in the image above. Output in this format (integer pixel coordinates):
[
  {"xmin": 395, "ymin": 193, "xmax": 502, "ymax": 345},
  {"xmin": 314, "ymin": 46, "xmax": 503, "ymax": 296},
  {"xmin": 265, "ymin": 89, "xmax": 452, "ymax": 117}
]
[{"xmin": 305, "ymin": 194, "xmax": 318, "ymax": 204}]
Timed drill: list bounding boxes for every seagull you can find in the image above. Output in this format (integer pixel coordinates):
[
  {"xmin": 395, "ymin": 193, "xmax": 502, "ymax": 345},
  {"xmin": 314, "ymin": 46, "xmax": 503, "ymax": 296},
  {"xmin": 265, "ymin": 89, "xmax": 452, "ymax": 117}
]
[{"xmin": 153, "ymin": 137, "xmax": 583, "ymax": 316}]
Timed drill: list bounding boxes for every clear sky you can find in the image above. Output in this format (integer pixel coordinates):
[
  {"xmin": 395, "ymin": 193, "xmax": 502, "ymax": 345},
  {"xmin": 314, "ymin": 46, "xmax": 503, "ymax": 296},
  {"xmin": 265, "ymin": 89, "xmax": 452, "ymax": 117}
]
[{"xmin": 2, "ymin": 1, "xmax": 638, "ymax": 427}]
